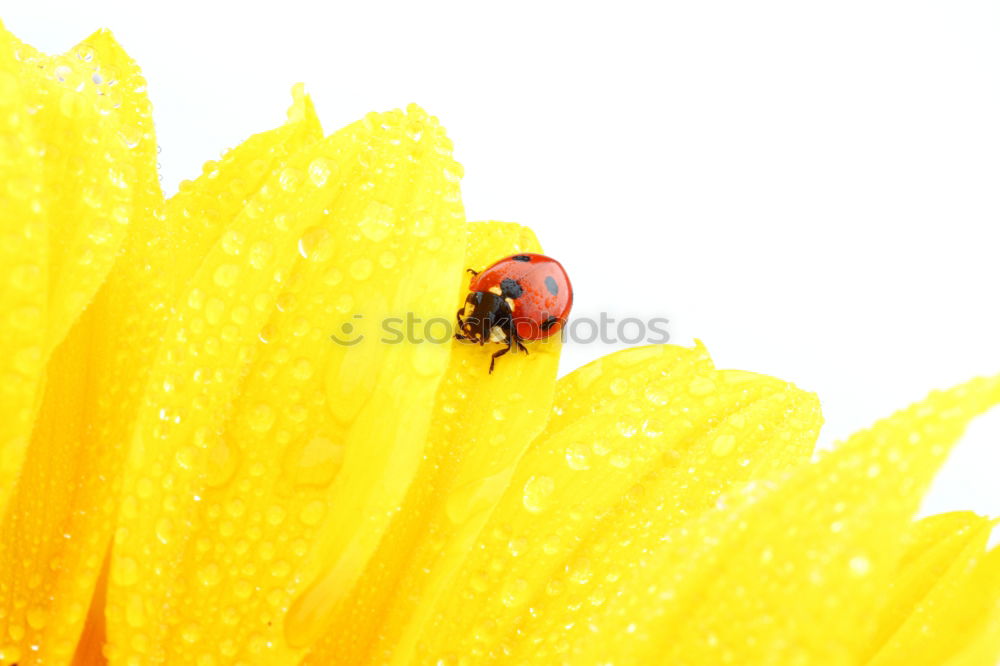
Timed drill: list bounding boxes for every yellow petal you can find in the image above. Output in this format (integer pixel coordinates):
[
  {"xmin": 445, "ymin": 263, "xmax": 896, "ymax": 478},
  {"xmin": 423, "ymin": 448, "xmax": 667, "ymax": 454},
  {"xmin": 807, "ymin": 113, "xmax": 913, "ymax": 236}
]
[
  {"xmin": 0, "ymin": 22, "xmax": 47, "ymax": 519},
  {"xmin": 414, "ymin": 343, "xmax": 823, "ymax": 664},
  {"xmin": 302, "ymin": 220, "xmax": 562, "ymax": 664},
  {"xmin": 518, "ymin": 374, "xmax": 999, "ymax": 665},
  {"xmin": 0, "ymin": 26, "xmax": 160, "ymax": 662},
  {"xmin": 104, "ymin": 104, "xmax": 465, "ymax": 664},
  {"xmin": 866, "ymin": 512, "xmax": 1000, "ymax": 665}
]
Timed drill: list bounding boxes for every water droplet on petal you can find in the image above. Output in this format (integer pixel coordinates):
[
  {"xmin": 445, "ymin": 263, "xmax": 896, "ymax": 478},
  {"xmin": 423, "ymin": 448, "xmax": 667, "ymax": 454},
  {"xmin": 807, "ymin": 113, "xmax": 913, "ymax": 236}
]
[
  {"xmin": 711, "ymin": 433, "xmax": 736, "ymax": 456},
  {"xmin": 849, "ymin": 555, "xmax": 871, "ymax": 576},
  {"xmin": 298, "ymin": 227, "xmax": 334, "ymax": 262},
  {"xmin": 358, "ymin": 202, "xmax": 394, "ymax": 241},
  {"xmin": 307, "ymin": 157, "xmax": 332, "ymax": 187},
  {"xmin": 565, "ymin": 443, "xmax": 590, "ymax": 470},
  {"xmin": 500, "ymin": 578, "xmax": 528, "ymax": 608},
  {"xmin": 689, "ymin": 377, "xmax": 716, "ymax": 396},
  {"xmin": 279, "ymin": 167, "xmax": 303, "ymax": 192},
  {"xmin": 523, "ymin": 475, "xmax": 555, "ymax": 513},
  {"xmin": 350, "ymin": 258, "xmax": 373, "ymax": 281},
  {"xmin": 283, "ymin": 436, "xmax": 344, "ymax": 488},
  {"xmin": 299, "ymin": 500, "xmax": 326, "ymax": 526},
  {"xmin": 213, "ymin": 264, "xmax": 239, "ymax": 288},
  {"xmin": 249, "ymin": 240, "xmax": 274, "ymax": 269}
]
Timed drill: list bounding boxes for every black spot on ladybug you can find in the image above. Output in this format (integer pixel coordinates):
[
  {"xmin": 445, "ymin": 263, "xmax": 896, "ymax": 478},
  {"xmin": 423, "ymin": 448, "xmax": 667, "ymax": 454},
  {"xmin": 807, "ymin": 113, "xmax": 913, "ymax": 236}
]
[
  {"xmin": 541, "ymin": 316, "xmax": 560, "ymax": 331},
  {"xmin": 500, "ymin": 278, "xmax": 523, "ymax": 299},
  {"xmin": 544, "ymin": 276, "xmax": 559, "ymax": 296},
  {"xmin": 512, "ymin": 255, "xmax": 532, "ymax": 262}
]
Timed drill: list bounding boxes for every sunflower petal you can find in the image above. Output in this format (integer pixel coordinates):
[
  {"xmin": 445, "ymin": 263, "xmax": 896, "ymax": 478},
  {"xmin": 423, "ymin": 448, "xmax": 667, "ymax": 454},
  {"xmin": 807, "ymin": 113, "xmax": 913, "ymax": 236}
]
[
  {"xmin": 302, "ymin": 221, "xmax": 562, "ymax": 664},
  {"xmin": 104, "ymin": 104, "xmax": 465, "ymax": 664},
  {"xmin": 866, "ymin": 513, "xmax": 1000, "ymax": 665},
  {"xmin": 0, "ymin": 26, "xmax": 161, "ymax": 662},
  {"xmin": 0, "ymin": 23, "xmax": 48, "ymax": 521},
  {"xmin": 413, "ymin": 343, "xmax": 823, "ymax": 664},
  {"xmin": 521, "ymin": 374, "xmax": 1000, "ymax": 664}
]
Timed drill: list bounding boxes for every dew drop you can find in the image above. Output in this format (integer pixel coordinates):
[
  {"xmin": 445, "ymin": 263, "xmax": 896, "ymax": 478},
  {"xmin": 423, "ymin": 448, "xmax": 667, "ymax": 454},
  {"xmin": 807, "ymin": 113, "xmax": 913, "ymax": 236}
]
[
  {"xmin": 522, "ymin": 475, "xmax": 555, "ymax": 513},
  {"xmin": 26, "ymin": 606, "xmax": 47, "ymax": 630},
  {"xmin": 565, "ymin": 444, "xmax": 591, "ymax": 470},
  {"xmin": 849, "ymin": 555, "xmax": 871, "ymax": 576},
  {"xmin": 609, "ymin": 453, "xmax": 631, "ymax": 469},
  {"xmin": 644, "ymin": 385, "xmax": 669, "ymax": 405},
  {"xmin": 248, "ymin": 240, "xmax": 274, "ymax": 269},
  {"xmin": 247, "ymin": 403, "xmax": 276, "ymax": 432},
  {"xmin": 299, "ymin": 500, "xmax": 326, "ymax": 526},
  {"xmin": 350, "ymin": 258, "xmax": 373, "ymax": 281},
  {"xmin": 307, "ymin": 157, "xmax": 333, "ymax": 187},
  {"xmin": 187, "ymin": 287, "xmax": 205, "ymax": 310},
  {"xmin": 114, "ymin": 557, "xmax": 139, "ymax": 586},
  {"xmin": 198, "ymin": 563, "xmax": 222, "ymax": 586},
  {"xmin": 335, "ymin": 293, "xmax": 355, "ymax": 314},
  {"xmin": 283, "ymin": 436, "xmax": 344, "ymax": 488},
  {"xmin": 155, "ymin": 518, "xmax": 174, "ymax": 544},
  {"xmin": 278, "ymin": 167, "xmax": 303, "ymax": 192},
  {"xmin": 220, "ymin": 229, "xmax": 245, "ymax": 256},
  {"xmin": 323, "ymin": 267, "xmax": 344, "ymax": 287},
  {"xmin": 291, "ymin": 358, "xmax": 314, "ymax": 381},
  {"xmin": 358, "ymin": 202, "xmax": 394, "ymax": 242},
  {"xmin": 181, "ymin": 623, "xmax": 201, "ymax": 644},
  {"xmin": 205, "ymin": 439, "xmax": 240, "ymax": 488},
  {"xmin": 136, "ymin": 478, "xmax": 154, "ymax": 499},
  {"xmin": 0, "ymin": 645, "xmax": 22, "ymax": 662},
  {"xmin": 213, "ymin": 264, "xmax": 239, "ymax": 288},
  {"xmin": 568, "ymin": 559, "xmax": 593, "ymax": 585},
  {"xmin": 379, "ymin": 251, "xmax": 397, "ymax": 269},
  {"xmin": 266, "ymin": 505, "xmax": 286, "ymax": 526},
  {"xmin": 234, "ymin": 580, "xmax": 253, "ymax": 600},
  {"xmin": 689, "ymin": 376, "xmax": 716, "ymax": 396},
  {"xmin": 298, "ymin": 227, "xmax": 334, "ymax": 262},
  {"xmin": 711, "ymin": 433, "xmax": 736, "ymax": 457},
  {"xmin": 500, "ymin": 579, "xmax": 529, "ymax": 609}
]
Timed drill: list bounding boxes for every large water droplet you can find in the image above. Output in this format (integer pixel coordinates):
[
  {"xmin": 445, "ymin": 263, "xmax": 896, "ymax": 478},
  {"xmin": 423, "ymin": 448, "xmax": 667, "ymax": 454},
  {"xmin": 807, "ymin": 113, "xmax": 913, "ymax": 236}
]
[
  {"xmin": 349, "ymin": 258, "xmax": 373, "ymax": 281},
  {"xmin": 279, "ymin": 167, "xmax": 304, "ymax": 192},
  {"xmin": 522, "ymin": 475, "xmax": 555, "ymax": 513},
  {"xmin": 848, "ymin": 555, "xmax": 871, "ymax": 576},
  {"xmin": 249, "ymin": 240, "xmax": 274, "ymax": 269},
  {"xmin": 247, "ymin": 403, "xmax": 276, "ymax": 432},
  {"xmin": 298, "ymin": 227, "xmax": 334, "ymax": 262},
  {"xmin": 114, "ymin": 557, "xmax": 139, "ymax": 586},
  {"xmin": 358, "ymin": 202, "xmax": 394, "ymax": 242},
  {"xmin": 283, "ymin": 436, "xmax": 344, "ymax": 488},
  {"xmin": 213, "ymin": 264, "xmax": 239, "ymax": 288},
  {"xmin": 220, "ymin": 230, "xmax": 245, "ymax": 256},
  {"xmin": 711, "ymin": 433, "xmax": 736, "ymax": 457},
  {"xmin": 500, "ymin": 578, "xmax": 529, "ymax": 608},
  {"xmin": 565, "ymin": 443, "xmax": 591, "ymax": 470},
  {"xmin": 308, "ymin": 157, "xmax": 333, "ymax": 187},
  {"xmin": 299, "ymin": 500, "xmax": 326, "ymax": 526},
  {"xmin": 689, "ymin": 377, "xmax": 716, "ymax": 396},
  {"xmin": 198, "ymin": 563, "xmax": 222, "ymax": 586}
]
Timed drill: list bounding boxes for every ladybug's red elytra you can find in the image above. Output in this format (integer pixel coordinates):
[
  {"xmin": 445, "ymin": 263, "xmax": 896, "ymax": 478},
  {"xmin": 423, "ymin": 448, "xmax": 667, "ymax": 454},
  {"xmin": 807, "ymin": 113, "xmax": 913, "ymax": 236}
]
[{"xmin": 455, "ymin": 253, "xmax": 573, "ymax": 373}]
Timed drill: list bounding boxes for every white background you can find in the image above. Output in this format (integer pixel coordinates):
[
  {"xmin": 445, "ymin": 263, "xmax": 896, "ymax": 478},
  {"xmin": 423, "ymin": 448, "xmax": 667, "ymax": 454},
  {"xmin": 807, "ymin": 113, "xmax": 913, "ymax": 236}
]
[{"xmin": 4, "ymin": 1, "xmax": 999, "ymax": 536}]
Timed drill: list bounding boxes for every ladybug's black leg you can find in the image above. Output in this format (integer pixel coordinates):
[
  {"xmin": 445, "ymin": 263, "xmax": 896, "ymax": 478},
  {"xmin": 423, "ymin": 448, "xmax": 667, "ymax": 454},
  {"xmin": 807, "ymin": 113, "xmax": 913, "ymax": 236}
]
[
  {"xmin": 466, "ymin": 268, "xmax": 479, "ymax": 276},
  {"xmin": 489, "ymin": 342, "xmax": 512, "ymax": 374},
  {"xmin": 515, "ymin": 339, "xmax": 528, "ymax": 355}
]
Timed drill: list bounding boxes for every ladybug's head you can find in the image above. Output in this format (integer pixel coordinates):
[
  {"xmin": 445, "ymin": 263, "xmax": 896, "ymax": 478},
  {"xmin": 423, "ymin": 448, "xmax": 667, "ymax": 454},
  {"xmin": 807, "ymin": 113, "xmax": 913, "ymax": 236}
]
[{"xmin": 459, "ymin": 290, "xmax": 513, "ymax": 344}]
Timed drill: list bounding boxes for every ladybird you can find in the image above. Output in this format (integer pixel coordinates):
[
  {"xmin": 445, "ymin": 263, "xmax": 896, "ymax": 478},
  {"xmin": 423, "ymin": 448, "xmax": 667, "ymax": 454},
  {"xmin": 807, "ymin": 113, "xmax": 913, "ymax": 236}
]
[{"xmin": 455, "ymin": 253, "xmax": 573, "ymax": 373}]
